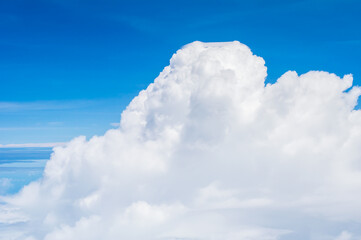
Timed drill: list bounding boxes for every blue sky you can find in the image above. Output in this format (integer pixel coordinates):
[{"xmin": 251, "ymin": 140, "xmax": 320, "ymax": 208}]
[{"xmin": 1, "ymin": 0, "xmax": 360, "ymax": 144}]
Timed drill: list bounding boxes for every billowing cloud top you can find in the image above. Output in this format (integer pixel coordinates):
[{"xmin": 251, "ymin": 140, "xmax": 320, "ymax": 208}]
[{"xmin": 1, "ymin": 41, "xmax": 361, "ymax": 240}]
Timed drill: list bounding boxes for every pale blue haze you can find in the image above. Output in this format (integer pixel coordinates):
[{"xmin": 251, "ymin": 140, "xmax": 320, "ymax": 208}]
[{"xmin": 0, "ymin": 148, "xmax": 51, "ymax": 195}]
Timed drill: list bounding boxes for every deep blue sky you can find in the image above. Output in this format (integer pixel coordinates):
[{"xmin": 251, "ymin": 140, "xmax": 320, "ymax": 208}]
[{"xmin": 1, "ymin": 0, "xmax": 360, "ymax": 144}]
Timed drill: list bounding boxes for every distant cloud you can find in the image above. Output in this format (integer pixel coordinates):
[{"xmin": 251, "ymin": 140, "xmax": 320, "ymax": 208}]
[
  {"xmin": 1, "ymin": 41, "xmax": 361, "ymax": 239},
  {"xmin": 0, "ymin": 178, "xmax": 12, "ymax": 195},
  {"xmin": 0, "ymin": 142, "xmax": 65, "ymax": 148},
  {"xmin": 110, "ymin": 122, "xmax": 120, "ymax": 127}
]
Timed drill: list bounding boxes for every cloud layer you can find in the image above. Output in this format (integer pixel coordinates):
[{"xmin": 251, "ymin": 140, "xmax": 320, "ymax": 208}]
[{"xmin": 1, "ymin": 41, "xmax": 361, "ymax": 240}]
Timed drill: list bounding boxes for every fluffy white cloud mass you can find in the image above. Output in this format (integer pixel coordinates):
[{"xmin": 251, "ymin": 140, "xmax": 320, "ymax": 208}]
[{"xmin": 1, "ymin": 41, "xmax": 361, "ymax": 240}]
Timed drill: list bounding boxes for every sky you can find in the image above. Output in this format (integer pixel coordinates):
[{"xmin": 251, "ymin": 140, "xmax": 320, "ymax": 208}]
[{"xmin": 1, "ymin": 0, "xmax": 361, "ymax": 144}]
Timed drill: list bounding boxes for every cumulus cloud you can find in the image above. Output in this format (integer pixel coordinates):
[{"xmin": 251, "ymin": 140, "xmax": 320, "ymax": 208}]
[{"xmin": 1, "ymin": 41, "xmax": 361, "ymax": 239}]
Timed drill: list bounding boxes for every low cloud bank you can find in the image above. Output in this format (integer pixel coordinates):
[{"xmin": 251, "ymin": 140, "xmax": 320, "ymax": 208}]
[{"xmin": 1, "ymin": 41, "xmax": 361, "ymax": 240}]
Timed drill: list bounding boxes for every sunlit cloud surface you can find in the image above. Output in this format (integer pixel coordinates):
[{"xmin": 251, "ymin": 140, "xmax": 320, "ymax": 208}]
[{"xmin": 1, "ymin": 41, "xmax": 361, "ymax": 240}]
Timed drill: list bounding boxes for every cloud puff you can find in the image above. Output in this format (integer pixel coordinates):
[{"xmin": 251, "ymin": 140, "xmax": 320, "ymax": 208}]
[{"xmin": 1, "ymin": 41, "xmax": 361, "ymax": 240}]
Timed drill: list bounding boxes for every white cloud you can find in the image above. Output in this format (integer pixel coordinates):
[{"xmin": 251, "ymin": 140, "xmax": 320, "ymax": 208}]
[
  {"xmin": 334, "ymin": 231, "xmax": 353, "ymax": 240},
  {"xmin": 1, "ymin": 41, "xmax": 361, "ymax": 239},
  {"xmin": 0, "ymin": 206, "xmax": 28, "ymax": 224}
]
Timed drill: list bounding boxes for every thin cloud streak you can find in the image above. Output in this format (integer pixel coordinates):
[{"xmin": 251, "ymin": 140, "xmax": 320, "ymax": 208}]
[{"xmin": 0, "ymin": 142, "xmax": 66, "ymax": 148}]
